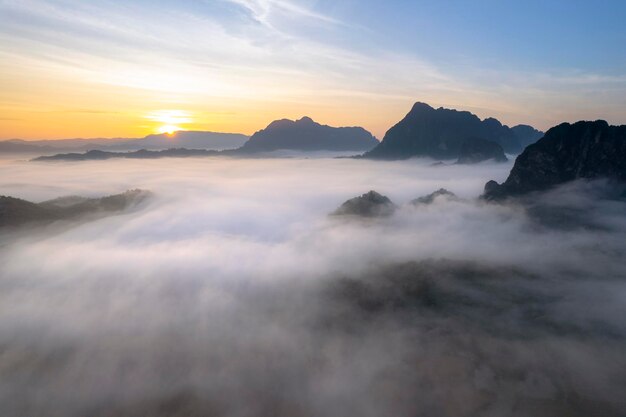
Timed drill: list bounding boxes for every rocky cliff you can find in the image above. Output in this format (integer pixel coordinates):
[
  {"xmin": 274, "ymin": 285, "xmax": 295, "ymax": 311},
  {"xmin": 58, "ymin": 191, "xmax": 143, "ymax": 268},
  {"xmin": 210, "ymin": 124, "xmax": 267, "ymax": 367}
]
[{"xmin": 483, "ymin": 120, "xmax": 626, "ymax": 200}]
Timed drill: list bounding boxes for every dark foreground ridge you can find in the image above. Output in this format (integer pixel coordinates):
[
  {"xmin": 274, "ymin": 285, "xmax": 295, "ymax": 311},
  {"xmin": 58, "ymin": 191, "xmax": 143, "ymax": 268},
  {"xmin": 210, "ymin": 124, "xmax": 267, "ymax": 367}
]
[
  {"xmin": 483, "ymin": 120, "xmax": 626, "ymax": 200},
  {"xmin": 363, "ymin": 102, "xmax": 542, "ymax": 160},
  {"xmin": 33, "ymin": 148, "xmax": 221, "ymax": 161},
  {"xmin": 0, "ymin": 189, "xmax": 151, "ymax": 228},
  {"xmin": 237, "ymin": 116, "xmax": 379, "ymax": 153}
]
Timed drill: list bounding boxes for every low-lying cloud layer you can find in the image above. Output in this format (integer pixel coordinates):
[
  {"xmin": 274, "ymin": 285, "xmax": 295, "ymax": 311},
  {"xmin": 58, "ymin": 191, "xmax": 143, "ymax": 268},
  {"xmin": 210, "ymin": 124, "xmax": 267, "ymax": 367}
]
[{"xmin": 0, "ymin": 156, "xmax": 625, "ymax": 416}]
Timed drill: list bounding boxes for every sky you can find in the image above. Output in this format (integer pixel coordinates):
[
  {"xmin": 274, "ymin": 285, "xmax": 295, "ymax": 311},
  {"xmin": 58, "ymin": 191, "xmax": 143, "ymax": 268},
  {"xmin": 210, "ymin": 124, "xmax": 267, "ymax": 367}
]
[{"xmin": 0, "ymin": 0, "xmax": 625, "ymax": 140}]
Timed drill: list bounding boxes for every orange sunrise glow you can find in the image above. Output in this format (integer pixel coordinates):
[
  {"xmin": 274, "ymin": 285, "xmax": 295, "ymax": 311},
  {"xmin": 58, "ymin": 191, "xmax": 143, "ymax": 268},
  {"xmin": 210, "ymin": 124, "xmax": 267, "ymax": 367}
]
[{"xmin": 146, "ymin": 110, "xmax": 191, "ymax": 135}]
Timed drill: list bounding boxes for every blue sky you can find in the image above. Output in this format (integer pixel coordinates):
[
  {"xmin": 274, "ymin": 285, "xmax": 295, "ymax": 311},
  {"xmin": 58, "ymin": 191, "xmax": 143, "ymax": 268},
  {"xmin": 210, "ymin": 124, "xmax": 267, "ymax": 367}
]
[
  {"xmin": 344, "ymin": 1, "xmax": 626, "ymax": 70},
  {"xmin": 0, "ymin": 0, "xmax": 625, "ymax": 138}
]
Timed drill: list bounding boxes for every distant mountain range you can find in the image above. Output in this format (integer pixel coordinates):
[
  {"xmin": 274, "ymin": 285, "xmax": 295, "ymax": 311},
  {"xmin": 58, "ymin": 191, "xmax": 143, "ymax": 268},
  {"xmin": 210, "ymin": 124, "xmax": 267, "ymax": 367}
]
[
  {"xmin": 31, "ymin": 117, "xmax": 379, "ymax": 160},
  {"xmin": 7, "ymin": 104, "xmax": 547, "ymax": 160},
  {"xmin": 237, "ymin": 116, "xmax": 378, "ymax": 153},
  {"xmin": 8, "ymin": 117, "xmax": 378, "ymax": 156},
  {"xmin": 363, "ymin": 102, "xmax": 543, "ymax": 160},
  {"xmin": 0, "ymin": 131, "xmax": 249, "ymax": 154}
]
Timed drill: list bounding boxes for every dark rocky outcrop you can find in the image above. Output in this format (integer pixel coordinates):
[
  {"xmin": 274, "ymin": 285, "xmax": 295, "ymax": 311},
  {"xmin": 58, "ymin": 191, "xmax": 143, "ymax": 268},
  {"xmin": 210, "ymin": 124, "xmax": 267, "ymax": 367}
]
[
  {"xmin": 0, "ymin": 189, "xmax": 150, "ymax": 228},
  {"xmin": 363, "ymin": 102, "xmax": 542, "ymax": 160},
  {"xmin": 238, "ymin": 117, "xmax": 379, "ymax": 153},
  {"xmin": 456, "ymin": 138, "xmax": 508, "ymax": 164},
  {"xmin": 411, "ymin": 188, "xmax": 459, "ymax": 205},
  {"xmin": 332, "ymin": 191, "xmax": 396, "ymax": 217},
  {"xmin": 483, "ymin": 120, "xmax": 626, "ymax": 200}
]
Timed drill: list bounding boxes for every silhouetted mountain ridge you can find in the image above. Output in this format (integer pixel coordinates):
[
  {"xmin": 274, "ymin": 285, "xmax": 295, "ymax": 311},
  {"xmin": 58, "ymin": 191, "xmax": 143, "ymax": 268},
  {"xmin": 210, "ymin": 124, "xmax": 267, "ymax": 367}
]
[
  {"xmin": 364, "ymin": 102, "xmax": 543, "ymax": 160},
  {"xmin": 238, "ymin": 116, "xmax": 379, "ymax": 153}
]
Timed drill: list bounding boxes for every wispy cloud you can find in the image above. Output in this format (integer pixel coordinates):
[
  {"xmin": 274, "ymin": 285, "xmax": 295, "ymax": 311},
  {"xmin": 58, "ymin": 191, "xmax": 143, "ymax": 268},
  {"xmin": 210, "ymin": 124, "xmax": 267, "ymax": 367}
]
[
  {"xmin": 0, "ymin": 0, "xmax": 450, "ymax": 101},
  {"xmin": 0, "ymin": 0, "xmax": 624, "ymax": 138},
  {"xmin": 223, "ymin": 0, "xmax": 343, "ymax": 27}
]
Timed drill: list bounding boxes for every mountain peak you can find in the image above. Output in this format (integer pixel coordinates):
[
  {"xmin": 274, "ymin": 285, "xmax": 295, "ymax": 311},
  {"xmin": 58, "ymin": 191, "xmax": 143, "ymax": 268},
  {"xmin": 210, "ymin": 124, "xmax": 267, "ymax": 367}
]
[
  {"xmin": 483, "ymin": 117, "xmax": 503, "ymax": 128},
  {"xmin": 266, "ymin": 119, "xmax": 294, "ymax": 129},
  {"xmin": 297, "ymin": 116, "xmax": 315, "ymax": 124},
  {"xmin": 410, "ymin": 102, "xmax": 435, "ymax": 112}
]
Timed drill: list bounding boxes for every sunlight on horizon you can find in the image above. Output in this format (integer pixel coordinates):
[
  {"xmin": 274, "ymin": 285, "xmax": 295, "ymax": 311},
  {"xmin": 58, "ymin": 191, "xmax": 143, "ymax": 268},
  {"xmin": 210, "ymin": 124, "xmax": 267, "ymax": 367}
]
[
  {"xmin": 157, "ymin": 125, "xmax": 181, "ymax": 135},
  {"xmin": 146, "ymin": 110, "xmax": 192, "ymax": 135}
]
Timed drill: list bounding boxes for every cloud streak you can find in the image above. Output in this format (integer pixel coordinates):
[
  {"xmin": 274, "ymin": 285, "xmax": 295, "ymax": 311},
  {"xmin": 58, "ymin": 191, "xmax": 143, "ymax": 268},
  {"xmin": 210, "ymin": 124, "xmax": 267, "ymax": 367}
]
[
  {"xmin": 3, "ymin": 0, "xmax": 624, "ymax": 140},
  {"xmin": 224, "ymin": 0, "xmax": 343, "ymax": 27}
]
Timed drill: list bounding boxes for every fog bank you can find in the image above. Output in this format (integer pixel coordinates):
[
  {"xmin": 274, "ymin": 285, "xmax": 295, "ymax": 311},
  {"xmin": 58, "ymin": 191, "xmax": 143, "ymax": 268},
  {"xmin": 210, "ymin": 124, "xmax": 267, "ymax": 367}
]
[{"xmin": 0, "ymin": 156, "xmax": 625, "ymax": 417}]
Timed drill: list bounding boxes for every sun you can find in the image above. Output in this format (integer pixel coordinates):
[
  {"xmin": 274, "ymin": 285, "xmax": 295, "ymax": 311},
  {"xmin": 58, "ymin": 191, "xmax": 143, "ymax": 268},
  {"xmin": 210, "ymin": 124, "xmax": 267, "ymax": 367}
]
[
  {"xmin": 146, "ymin": 110, "xmax": 192, "ymax": 135},
  {"xmin": 157, "ymin": 124, "xmax": 180, "ymax": 135}
]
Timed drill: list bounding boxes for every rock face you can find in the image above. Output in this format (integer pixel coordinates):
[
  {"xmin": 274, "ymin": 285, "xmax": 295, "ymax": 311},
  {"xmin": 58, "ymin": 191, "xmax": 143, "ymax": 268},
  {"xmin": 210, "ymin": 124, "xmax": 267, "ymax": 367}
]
[
  {"xmin": 363, "ymin": 102, "xmax": 542, "ymax": 159},
  {"xmin": 456, "ymin": 138, "xmax": 508, "ymax": 164},
  {"xmin": 0, "ymin": 189, "xmax": 150, "ymax": 228},
  {"xmin": 332, "ymin": 191, "xmax": 396, "ymax": 217},
  {"xmin": 238, "ymin": 117, "xmax": 379, "ymax": 153},
  {"xmin": 483, "ymin": 120, "xmax": 626, "ymax": 200},
  {"xmin": 411, "ymin": 189, "xmax": 459, "ymax": 205}
]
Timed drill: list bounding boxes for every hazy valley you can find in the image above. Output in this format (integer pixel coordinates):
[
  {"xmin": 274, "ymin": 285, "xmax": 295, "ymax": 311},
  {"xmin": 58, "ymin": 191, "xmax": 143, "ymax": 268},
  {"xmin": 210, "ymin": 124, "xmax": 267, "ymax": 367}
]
[{"xmin": 2, "ymin": 148, "xmax": 626, "ymax": 416}]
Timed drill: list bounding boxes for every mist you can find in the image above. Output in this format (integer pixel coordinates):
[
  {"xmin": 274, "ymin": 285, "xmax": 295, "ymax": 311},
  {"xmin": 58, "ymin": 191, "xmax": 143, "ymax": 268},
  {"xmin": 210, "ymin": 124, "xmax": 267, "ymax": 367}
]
[{"xmin": 1, "ymin": 155, "xmax": 625, "ymax": 417}]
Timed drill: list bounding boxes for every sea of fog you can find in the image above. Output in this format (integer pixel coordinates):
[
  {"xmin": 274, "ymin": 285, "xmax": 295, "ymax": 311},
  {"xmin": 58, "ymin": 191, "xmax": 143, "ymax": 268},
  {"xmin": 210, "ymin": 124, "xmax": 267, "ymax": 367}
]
[{"xmin": 0, "ymin": 155, "xmax": 625, "ymax": 417}]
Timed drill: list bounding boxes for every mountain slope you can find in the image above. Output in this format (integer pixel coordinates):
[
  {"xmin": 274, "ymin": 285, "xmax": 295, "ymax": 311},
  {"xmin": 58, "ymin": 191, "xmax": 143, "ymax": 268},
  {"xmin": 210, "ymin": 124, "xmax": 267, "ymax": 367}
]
[{"xmin": 456, "ymin": 138, "xmax": 508, "ymax": 164}]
